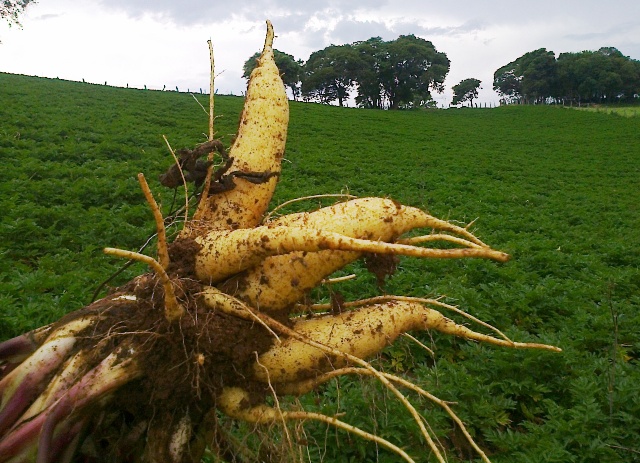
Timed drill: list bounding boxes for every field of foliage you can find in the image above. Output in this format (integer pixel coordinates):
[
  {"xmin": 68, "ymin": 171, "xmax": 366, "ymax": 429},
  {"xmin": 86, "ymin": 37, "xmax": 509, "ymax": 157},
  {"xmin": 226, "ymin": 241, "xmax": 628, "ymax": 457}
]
[{"xmin": 1, "ymin": 72, "xmax": 639, "ymax": 462}]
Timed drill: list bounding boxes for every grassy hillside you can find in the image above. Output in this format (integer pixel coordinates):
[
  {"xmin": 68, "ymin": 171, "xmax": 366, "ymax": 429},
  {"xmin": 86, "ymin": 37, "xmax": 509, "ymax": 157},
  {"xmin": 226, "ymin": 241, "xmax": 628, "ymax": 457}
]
[{"xmin": 1, "ymin": 72, "xmax": 639, "ymax": 462}]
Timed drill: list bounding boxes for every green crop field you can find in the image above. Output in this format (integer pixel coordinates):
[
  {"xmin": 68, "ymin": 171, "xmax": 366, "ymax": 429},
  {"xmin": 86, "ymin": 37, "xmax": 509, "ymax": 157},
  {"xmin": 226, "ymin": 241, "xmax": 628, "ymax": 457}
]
[{"xmin": 1, "ymin": 72, "xmax": 639, "ymax": 462}]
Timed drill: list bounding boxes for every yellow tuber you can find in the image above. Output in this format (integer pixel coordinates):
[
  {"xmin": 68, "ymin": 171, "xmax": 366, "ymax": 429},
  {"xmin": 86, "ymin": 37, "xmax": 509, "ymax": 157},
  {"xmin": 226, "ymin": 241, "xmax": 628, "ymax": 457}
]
[
  {"xmin": 182, "ymin": 20, "xmax": 289, "ymax": 236},
  {"xmin": 208, "ymin": 197, "xmax": 507, "ymax": 311}
]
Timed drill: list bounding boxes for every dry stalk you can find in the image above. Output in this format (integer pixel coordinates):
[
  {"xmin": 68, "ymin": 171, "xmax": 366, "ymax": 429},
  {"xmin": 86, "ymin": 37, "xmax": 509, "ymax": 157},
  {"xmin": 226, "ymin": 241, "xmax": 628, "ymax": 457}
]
[{"xmin": 163, "ymin": 135, "xmax": 190, "ymax": 225}]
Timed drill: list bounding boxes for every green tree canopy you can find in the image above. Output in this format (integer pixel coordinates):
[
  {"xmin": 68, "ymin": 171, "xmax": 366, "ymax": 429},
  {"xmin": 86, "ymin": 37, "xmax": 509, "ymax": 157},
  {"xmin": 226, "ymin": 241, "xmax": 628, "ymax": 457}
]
[
  {"xmin": 493, "ymin": 48, "xmax": 557, "ymax": 104},
  {"xmin": 495, "ymin": 47, "xmax": 640, "ymax": 104},
  {"xmin": 243, "ymin": 49, "xmax": 303, "ymax": 99},
  {"xmin": 352, "ymin": 37, "xmax": 386, "ymax": 109},
  {"xmin": 302, "ymin": 35, "xmax": 449, "ymax": 109},
  {"xmin": 378, "ymin": 35, "xmax": 449, "ymax": 109},
  {"xmin": 301, "ymin": 44, "xmax": 362, "ymax": 107},
  {"xmin": 451, "ymin": 78, "xmax": 482, "ymax": 106},
  {"xmin": 557, "ymin": 47, "xmax": 640, "ymax": 103},
  {"xmin": 1, "ymin": 0, "xmax": 36, "ymax": 26}
]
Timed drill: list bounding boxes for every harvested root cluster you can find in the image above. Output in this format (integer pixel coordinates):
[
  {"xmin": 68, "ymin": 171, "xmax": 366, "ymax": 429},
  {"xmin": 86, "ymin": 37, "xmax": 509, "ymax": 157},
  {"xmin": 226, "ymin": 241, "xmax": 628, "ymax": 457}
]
[{"xmin": 0, "ymin": 21, "xmax": 560, "ymax": 463}]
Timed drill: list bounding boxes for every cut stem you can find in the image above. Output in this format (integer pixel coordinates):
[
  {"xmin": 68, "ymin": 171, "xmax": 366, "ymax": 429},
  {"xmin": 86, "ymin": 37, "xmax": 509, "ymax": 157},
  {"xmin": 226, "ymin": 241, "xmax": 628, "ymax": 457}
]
[
  {"xmin": 137, "ymin": 173, "xmax": 169, "ymax": 270},
  {"xmin": 103, "ymin": 248, "xmax": 184, "ymax": 322}
]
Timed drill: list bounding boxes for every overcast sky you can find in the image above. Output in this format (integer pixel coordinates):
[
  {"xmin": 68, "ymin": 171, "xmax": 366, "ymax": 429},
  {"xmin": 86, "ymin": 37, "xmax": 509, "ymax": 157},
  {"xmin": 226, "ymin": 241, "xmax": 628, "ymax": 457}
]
[{"xmin": 1, "ymin": 0, "xmax": 639, "ymax": 106}]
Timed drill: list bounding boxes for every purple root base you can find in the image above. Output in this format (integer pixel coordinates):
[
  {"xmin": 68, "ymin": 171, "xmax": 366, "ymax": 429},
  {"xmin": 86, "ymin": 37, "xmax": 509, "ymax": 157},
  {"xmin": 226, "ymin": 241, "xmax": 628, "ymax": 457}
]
[
  {"xmin": 0, "ymin": 335, "xmax": 38, "ymax": 367},
  {"xmin": 0, "ymin": 351, "xmax": 136, "ymax": 463},
  {"xmin": 0, "ymin": 341, "xmax": 75, "ymax": 436},
  {"xmin": 0, "ymin": 363, "xmax": 20, "ymax": 383}
]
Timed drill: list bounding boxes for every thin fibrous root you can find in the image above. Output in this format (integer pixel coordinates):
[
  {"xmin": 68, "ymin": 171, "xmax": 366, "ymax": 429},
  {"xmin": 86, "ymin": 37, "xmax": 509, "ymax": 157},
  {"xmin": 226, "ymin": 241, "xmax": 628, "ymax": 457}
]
[
  {"xmin": 208, "ymin": 38, "xmax": 215, "ymax": 141},
  {"xmin": 103, "ymin": 248, "xmax": 184, "ymax": 322},
  {"xmin": 217, "ymin": 386, "xmax": 417, "ymax": 463},
  {"xmin": 321, "ymin": 274, "xmax": 357, "ymax": 285},
  {"xmin": 253, "ymin": 353, "xmax": 294, "ymax": 455},
  {"xmin": 137, "ymin": 173, "xmax": 170, "ymax": 270},
  {"xmin": 403, "ymin": 333, "xmax": 435, "ymax": 357},
  {"xmin": 202, "ymin": 291, "xmax": 447, "ymax": 463},
  {"xmin": 163, "ymin": 135, "xmax": 190, "ymax": 224},
  {"xmin": 191, "ymin": 39, "xmax": 217, "ymax": 212},
  {"xmin": 397, "ymin": 233, "xmax": 484, "ymax": 248},
  {"xmin": 274, "ymin": 367, "xmax": 491, "ymax": 463}
]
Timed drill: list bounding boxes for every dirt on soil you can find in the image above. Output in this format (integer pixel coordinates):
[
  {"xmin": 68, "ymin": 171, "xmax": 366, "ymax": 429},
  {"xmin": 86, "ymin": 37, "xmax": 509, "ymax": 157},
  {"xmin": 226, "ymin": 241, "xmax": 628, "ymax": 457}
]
[{"xmin": 363, "ymin": 252, "xmax": 399, "ymax": 289}]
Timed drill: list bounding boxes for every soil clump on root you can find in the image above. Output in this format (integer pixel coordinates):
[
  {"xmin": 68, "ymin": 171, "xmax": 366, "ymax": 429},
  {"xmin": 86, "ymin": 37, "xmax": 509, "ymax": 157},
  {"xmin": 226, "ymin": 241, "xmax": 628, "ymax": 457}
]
[{"xmin": 65, "ymin": 239, "xmax": 277, "ymax": 461}]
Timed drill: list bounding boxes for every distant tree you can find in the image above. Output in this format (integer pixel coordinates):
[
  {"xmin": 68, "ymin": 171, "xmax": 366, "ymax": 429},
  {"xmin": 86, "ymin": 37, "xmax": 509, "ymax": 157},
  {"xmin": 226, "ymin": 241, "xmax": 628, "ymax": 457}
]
[
  {"xmin": 493, "ymin": 68, "xmax": 521, "ymax": 104},
  {"xmin": 1, "ymin": 0, "xmax": 35, "ymax": 27},
  {"xmin": 351, "ymin": 35, "xmax": 449, "ymax": 109},
  {"xmin": 495, "ymin": 46, "xmax": 640, "ymax": 105},
  {"xmin": 381, "ymin": 35, "xmax": 449, "ymax": 109},
  {"xmin": 493, "ymin": 48, "xmax": 557, "ymax": 104},
  {"xmin": 451, "ymin": 78, "xmax": 482, "ymax": 107},
  {"xmin": 521, "ymin": 49, "xmax": 558, "ymax": 103},
  {"xmin": 243, "ymin": 49, "xmax": 303, "ymax": 99},
  {"xmin": 301, "ymin": 44, "xmax": 362, "ymax": 106},
  {"xmin": 352, "ymin": 37, "xmax": 386, "ymax": 109},
  {"xmin": 556, "ymin": 47, "xmax": 640, "ymax": 104}
]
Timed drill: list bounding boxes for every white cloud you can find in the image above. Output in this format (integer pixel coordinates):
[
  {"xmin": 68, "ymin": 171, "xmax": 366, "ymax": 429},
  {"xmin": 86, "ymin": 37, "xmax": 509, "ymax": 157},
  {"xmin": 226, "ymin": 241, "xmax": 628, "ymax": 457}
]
[{"xmin": 1, "ymin": 0, "xmax": 639, "ymax": 107}]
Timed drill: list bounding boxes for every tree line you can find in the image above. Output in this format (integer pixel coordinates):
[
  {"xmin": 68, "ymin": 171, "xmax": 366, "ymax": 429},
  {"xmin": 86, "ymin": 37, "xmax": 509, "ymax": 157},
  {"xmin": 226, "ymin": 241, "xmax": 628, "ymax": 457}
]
[
  {"xmin": 243, "ymin": 35, "xmax": 450, "ymax": 109},
  {"xmin": 245, "ymin": 39, "xmax": 640, "ymax": 108},
  {"xmin": 493, "ymin": 47, "xmax": 640, "ymax": 105}
]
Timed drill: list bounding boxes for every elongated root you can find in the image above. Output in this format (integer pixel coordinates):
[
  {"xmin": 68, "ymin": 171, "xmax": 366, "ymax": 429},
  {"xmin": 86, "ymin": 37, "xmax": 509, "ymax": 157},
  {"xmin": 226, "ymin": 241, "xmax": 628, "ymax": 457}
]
[
  {"xmin": 249, "ymin": 300, "xmax": 559, "ymax": 384},
  {"xmin": 209, "ymin": 292, "xmax": 448, "ymax": 462},
  {"xmin": 209, "ymin": 197, "xmax": 508, "ymax": 311},
  {"xmin": 182, "ymin": 20, "xmax": 288, "ymax": 236},
  {"xmin": 204, "ymin": 288, "xmax": 559, "ymax": 463},
  {"xmin": 196, "ymin": 224, "xmax": 508, "ymax": 284}
]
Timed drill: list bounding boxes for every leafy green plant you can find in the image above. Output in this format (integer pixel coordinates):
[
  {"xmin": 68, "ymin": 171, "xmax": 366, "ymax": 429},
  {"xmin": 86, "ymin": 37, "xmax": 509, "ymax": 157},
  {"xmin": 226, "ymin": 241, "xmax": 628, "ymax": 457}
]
[{"xmin": 1, "ymin": 72, "xmax": 639, "ymax": 462}]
